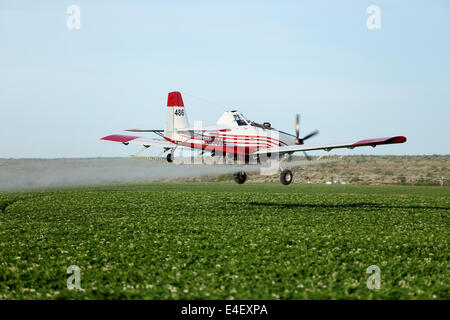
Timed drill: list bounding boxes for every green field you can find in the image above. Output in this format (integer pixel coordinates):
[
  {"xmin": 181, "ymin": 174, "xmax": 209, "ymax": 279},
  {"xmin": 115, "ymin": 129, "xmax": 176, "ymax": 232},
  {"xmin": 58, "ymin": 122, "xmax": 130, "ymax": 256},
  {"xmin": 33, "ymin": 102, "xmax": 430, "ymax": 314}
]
[{"xmin": 0, "ymin": 183, "xmax": 448, "ymax": 299}]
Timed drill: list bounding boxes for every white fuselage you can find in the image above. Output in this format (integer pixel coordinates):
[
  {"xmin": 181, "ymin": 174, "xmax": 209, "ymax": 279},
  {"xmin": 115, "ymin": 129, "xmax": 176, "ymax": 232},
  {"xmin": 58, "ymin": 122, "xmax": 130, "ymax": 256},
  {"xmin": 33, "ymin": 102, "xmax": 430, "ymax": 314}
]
[{"xmin": 167, "ymin": 111, "xmax": 297, "ymax": 156}]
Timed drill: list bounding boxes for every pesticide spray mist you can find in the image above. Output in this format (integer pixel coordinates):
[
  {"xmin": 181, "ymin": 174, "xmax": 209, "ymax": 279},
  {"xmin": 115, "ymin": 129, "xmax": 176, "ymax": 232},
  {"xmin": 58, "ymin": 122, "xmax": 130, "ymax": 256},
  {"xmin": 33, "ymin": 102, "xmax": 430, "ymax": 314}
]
[
  {"xmin": 0, "ymin": 158, "xmax": 239, "ymax": 191},
  {"xmin": 0, "ymin": 156, "xmax": 336, "ymax": 191}
]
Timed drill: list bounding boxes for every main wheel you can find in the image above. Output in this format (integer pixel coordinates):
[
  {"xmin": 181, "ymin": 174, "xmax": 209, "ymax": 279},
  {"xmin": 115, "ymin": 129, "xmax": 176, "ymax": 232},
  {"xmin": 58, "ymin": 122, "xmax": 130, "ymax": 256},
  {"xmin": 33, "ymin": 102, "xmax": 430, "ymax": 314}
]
[
  {"xmin": 280, "ymin": 169, "xmax": 293, "ymax": 185},
  {"xmin": 233, "ymin": 171, "xmax": 247, "ymax": 184},
  {"xmin": 166, "ymin": 153, "xmax": 173, "ymax": 163}
]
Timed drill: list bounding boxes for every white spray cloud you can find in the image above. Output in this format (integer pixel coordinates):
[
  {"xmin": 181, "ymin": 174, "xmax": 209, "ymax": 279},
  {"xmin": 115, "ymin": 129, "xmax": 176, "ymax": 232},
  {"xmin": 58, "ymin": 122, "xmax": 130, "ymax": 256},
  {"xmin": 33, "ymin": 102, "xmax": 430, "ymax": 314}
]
[{"xmin": 0, "ymin": 158, "xmax": 237, "ymax": 191}]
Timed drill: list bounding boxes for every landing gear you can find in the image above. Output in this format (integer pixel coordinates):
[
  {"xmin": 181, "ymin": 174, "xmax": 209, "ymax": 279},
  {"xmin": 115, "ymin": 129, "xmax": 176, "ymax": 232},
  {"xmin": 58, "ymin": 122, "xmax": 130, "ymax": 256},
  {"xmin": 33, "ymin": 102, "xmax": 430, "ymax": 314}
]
[
  {"xmin": 233, "ymin": 171, "xmax": 247, "ymax": 184},
  {"xmin": 280, "ymin": 169, "xmax": 293, "ymax": 185},
  {"xmin": 166, "ymin": 153, "xmax": 173, "ymax": 163}
]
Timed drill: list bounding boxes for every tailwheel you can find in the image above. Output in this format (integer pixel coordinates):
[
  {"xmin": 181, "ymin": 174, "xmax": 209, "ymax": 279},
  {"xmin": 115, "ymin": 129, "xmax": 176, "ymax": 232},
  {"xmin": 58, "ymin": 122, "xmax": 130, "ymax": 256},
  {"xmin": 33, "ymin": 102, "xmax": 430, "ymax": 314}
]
[
  {"xmin": 280, "ymin": 169, "xmax": 293, "ymax": 185},
  {"xmin": 233, "ymin": 171, "xmax": 247, "ymax": 184}
]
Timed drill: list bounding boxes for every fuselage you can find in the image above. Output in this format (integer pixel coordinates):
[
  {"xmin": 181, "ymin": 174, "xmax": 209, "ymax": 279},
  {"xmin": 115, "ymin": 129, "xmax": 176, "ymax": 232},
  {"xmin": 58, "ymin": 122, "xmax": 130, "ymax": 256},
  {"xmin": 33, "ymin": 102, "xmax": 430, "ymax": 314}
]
[{"xmin": 164, "ymin": 110, "xmax": 297, "ymax": 156}]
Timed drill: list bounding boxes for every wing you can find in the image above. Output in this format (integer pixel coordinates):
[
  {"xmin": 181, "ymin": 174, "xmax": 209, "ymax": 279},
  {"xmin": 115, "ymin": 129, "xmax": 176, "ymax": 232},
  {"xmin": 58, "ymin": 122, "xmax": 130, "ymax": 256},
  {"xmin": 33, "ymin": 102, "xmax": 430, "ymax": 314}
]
[
  {"xmin": 253, "ymin": 136, "xmax": 407, "ymax": 155},
  {"xmin": 176, "ymin": 125, "xmax": 231, "ymax": 134},
  {"xmin": 101, "ymin": 134, "xmax": 175, "ymax": 148},
  {"xmin": 125, "ymin": 129, "xmax": 164, "ymax": 133}
]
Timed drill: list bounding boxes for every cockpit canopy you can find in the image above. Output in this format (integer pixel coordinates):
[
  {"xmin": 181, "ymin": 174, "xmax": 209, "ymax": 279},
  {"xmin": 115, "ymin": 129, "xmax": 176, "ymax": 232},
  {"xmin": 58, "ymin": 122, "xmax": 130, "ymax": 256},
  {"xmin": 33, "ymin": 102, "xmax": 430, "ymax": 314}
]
[
  {"xmin": 216, "ymin": 110, "xmax": 274, "ymax": 130},
  {"xmin": 217, "ymin": 110, "xmax": 250, "ymax": 127},
  {"xmin": 233, "ymin": 113, "xmax": 248, "ymax": 126}
]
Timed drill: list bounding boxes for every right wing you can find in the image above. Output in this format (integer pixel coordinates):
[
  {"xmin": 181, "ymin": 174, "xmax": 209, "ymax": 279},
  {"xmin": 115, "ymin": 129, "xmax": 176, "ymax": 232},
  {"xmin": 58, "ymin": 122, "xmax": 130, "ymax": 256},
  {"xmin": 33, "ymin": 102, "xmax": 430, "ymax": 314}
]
[{"xmin": 253, "ymin": 136, "xmax": 407, "ymax": 155}]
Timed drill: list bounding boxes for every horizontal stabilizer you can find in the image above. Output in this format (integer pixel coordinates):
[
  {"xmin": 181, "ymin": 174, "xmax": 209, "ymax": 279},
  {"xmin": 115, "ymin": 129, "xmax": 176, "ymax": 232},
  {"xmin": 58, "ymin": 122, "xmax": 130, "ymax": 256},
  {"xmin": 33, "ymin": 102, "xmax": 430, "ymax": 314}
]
[
  {"xmin": 125, "ymin": 129, "xmax": 164, "ymax": 133},
  {"xmin": 176, "ymin": 125, "xmax": 231, "ymax": 133}
]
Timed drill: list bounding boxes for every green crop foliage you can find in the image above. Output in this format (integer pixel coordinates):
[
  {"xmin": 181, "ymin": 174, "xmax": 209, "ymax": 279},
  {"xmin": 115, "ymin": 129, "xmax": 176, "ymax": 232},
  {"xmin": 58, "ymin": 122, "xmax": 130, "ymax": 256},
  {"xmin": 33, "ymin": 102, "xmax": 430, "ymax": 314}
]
[{"xmin": 0, "ymin": 183, "xmax": 449, "ymax": 299}]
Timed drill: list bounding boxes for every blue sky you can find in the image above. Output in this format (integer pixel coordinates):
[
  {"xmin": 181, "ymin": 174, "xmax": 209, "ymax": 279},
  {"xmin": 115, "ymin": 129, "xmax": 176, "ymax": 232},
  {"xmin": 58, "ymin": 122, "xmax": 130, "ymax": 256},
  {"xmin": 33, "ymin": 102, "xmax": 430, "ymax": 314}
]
[{"xmin": 1, "ymin": 0, "xmax": 449, "ymax": 158}]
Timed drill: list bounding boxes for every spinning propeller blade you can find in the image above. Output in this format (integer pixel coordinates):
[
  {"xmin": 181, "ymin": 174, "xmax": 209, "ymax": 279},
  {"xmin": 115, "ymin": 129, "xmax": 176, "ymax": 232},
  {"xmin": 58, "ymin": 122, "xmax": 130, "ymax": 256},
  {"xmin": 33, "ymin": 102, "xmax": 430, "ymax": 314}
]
[
  {"xmin": 294, "ymin": 114, "xmax": 319, "ymax": 145},
  {"xmin": 302, "ymin": 130, "xmax": 319, "ymax": 141},
  {"xmin": 294, "ymin": 114, "xmax": 319, "ymax": 160}
]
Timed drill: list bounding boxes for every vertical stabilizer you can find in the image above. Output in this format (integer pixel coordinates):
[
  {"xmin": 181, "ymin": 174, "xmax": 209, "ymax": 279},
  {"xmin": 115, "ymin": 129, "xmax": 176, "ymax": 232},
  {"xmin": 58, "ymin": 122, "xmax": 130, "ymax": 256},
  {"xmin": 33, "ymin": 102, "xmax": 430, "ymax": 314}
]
[{"xmin": 164, "ymin": 91, "xmax": 189, "ymax": 140}]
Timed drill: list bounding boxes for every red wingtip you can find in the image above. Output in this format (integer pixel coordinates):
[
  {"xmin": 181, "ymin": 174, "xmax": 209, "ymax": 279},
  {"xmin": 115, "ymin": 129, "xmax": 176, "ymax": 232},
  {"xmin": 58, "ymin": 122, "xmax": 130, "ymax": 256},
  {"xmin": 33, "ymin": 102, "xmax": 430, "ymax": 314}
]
[
  {"xmin": 167, "ymin": 91, "xmax": 184, "ymax": 107},
  {"xmin": 101, "ymin": 135, "xmax": 138, "ymax": 143},
  {"xmin": 353, "ymin": 136, "xmax": 407, "ymax": 147}
]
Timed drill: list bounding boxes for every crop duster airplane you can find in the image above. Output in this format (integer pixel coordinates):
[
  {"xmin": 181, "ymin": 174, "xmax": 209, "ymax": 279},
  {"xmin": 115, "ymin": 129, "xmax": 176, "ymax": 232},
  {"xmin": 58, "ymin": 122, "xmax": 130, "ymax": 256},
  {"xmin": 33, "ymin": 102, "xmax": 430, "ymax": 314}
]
[{"xmin": 101, "ymin": 91, "xmax": 406, "ymax": 185}]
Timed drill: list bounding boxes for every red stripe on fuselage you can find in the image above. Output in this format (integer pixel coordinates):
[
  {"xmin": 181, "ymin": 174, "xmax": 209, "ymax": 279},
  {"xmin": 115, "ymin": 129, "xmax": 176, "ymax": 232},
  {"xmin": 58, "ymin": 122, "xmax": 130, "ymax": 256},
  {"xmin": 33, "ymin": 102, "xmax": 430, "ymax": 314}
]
[
  {"xmin": 178, "ymin": 134, "xmax": 275, "ymax": 148},
  {"xmin": 217, "ymin": 133, "xmax": 288, "ymax": 146},
  {"xmin": 164, "ymin": 137, "xmax": 261, "ymax": 155},
  {"xmin": 178, "ymin": 133, "xmax": 287, "ymax": 146}
]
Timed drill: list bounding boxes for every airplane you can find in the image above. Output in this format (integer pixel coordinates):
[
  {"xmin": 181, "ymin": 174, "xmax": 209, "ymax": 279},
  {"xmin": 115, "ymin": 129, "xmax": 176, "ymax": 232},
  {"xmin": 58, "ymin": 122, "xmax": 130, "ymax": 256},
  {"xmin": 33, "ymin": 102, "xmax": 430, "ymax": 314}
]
[{"xmin": 101, "ymin": 91, "xmax": 407, "ymax": 185}]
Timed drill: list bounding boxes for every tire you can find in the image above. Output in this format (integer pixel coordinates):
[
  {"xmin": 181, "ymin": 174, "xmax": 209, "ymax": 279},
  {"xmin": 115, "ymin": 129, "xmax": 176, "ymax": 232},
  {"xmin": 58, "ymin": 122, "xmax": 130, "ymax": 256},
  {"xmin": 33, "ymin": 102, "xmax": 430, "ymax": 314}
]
[
  {"xmin": 280, "ymin": 169, "xmax": 293, "ymax": 185},
  {"xmin": 233, "ymin": 171, "xmax": 247, "ymax": 184},
  {"xmin": 166, "ymin": 153, "xmax": 173, "ymax": 163}
]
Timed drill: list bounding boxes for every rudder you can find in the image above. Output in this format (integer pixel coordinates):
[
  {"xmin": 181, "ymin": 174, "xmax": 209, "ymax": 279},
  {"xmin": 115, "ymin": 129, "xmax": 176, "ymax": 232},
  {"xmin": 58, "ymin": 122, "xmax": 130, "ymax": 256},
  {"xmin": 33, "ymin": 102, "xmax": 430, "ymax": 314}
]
[{"xmin": 164, "ymin": 91, "xmax": 189, "ymax": 140}]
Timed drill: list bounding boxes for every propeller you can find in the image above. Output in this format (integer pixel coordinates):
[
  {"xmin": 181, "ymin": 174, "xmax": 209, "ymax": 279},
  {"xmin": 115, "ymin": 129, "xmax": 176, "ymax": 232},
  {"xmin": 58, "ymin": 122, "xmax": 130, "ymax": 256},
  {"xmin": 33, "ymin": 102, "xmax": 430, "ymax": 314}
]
[
  {"xmin": 295, "ymin": 115, "xmax": 319, "ymax": 145},
  {"xmin": 294, "ymin": 114, "xmax": 319, "ymax": 160}
]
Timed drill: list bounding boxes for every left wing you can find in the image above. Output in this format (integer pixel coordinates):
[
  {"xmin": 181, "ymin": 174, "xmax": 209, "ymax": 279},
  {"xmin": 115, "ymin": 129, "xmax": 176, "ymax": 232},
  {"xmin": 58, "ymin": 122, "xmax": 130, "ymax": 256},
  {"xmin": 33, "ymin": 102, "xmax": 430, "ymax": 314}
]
[
  {"xmin": 253, "ymin": 136, "xmax": 407, "ymax": 155},
  {"xmin": 101, "ymin": 134, "xmax": 175, "ymax": 148}
]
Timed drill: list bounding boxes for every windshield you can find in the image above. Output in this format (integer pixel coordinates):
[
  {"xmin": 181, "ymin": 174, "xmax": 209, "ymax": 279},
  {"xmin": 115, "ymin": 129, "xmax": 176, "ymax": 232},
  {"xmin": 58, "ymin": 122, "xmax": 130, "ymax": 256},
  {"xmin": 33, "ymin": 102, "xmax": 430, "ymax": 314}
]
[{"xmin": 233, "ymin": 114, "xmax": 248, "ymax": 126}]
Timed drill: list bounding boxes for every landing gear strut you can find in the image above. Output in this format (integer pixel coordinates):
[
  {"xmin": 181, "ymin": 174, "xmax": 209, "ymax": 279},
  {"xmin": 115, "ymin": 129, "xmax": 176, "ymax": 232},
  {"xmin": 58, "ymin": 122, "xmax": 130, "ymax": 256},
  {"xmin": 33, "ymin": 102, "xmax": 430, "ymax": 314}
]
[
  {"xmin": 280, "ymin": 169, "xmax": 293, "ymax": 185},
  {"xmin": 233, "ymin": 171, "xmax": 247, "ymax": 184}
]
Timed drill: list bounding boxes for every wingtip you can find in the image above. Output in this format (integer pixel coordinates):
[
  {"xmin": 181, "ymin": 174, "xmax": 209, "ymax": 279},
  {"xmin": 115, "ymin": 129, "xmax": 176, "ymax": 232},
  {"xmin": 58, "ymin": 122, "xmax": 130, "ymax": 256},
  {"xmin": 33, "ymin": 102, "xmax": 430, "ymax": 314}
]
[
  {"xmin": 101, "ymin": 134, "xmax": 138, "ymax": 143},
  {"xmin": 393, "ymin": 136, "xmax": 407, "ymax": 144}
]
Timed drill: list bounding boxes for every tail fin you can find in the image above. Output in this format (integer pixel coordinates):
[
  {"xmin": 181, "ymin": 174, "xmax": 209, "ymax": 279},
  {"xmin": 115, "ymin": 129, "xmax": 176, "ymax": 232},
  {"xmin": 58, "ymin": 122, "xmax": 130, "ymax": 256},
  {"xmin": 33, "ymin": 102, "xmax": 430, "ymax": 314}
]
[{"xmin": 164, "ymin": 91, "xmax": 189, "ymax": 140}]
